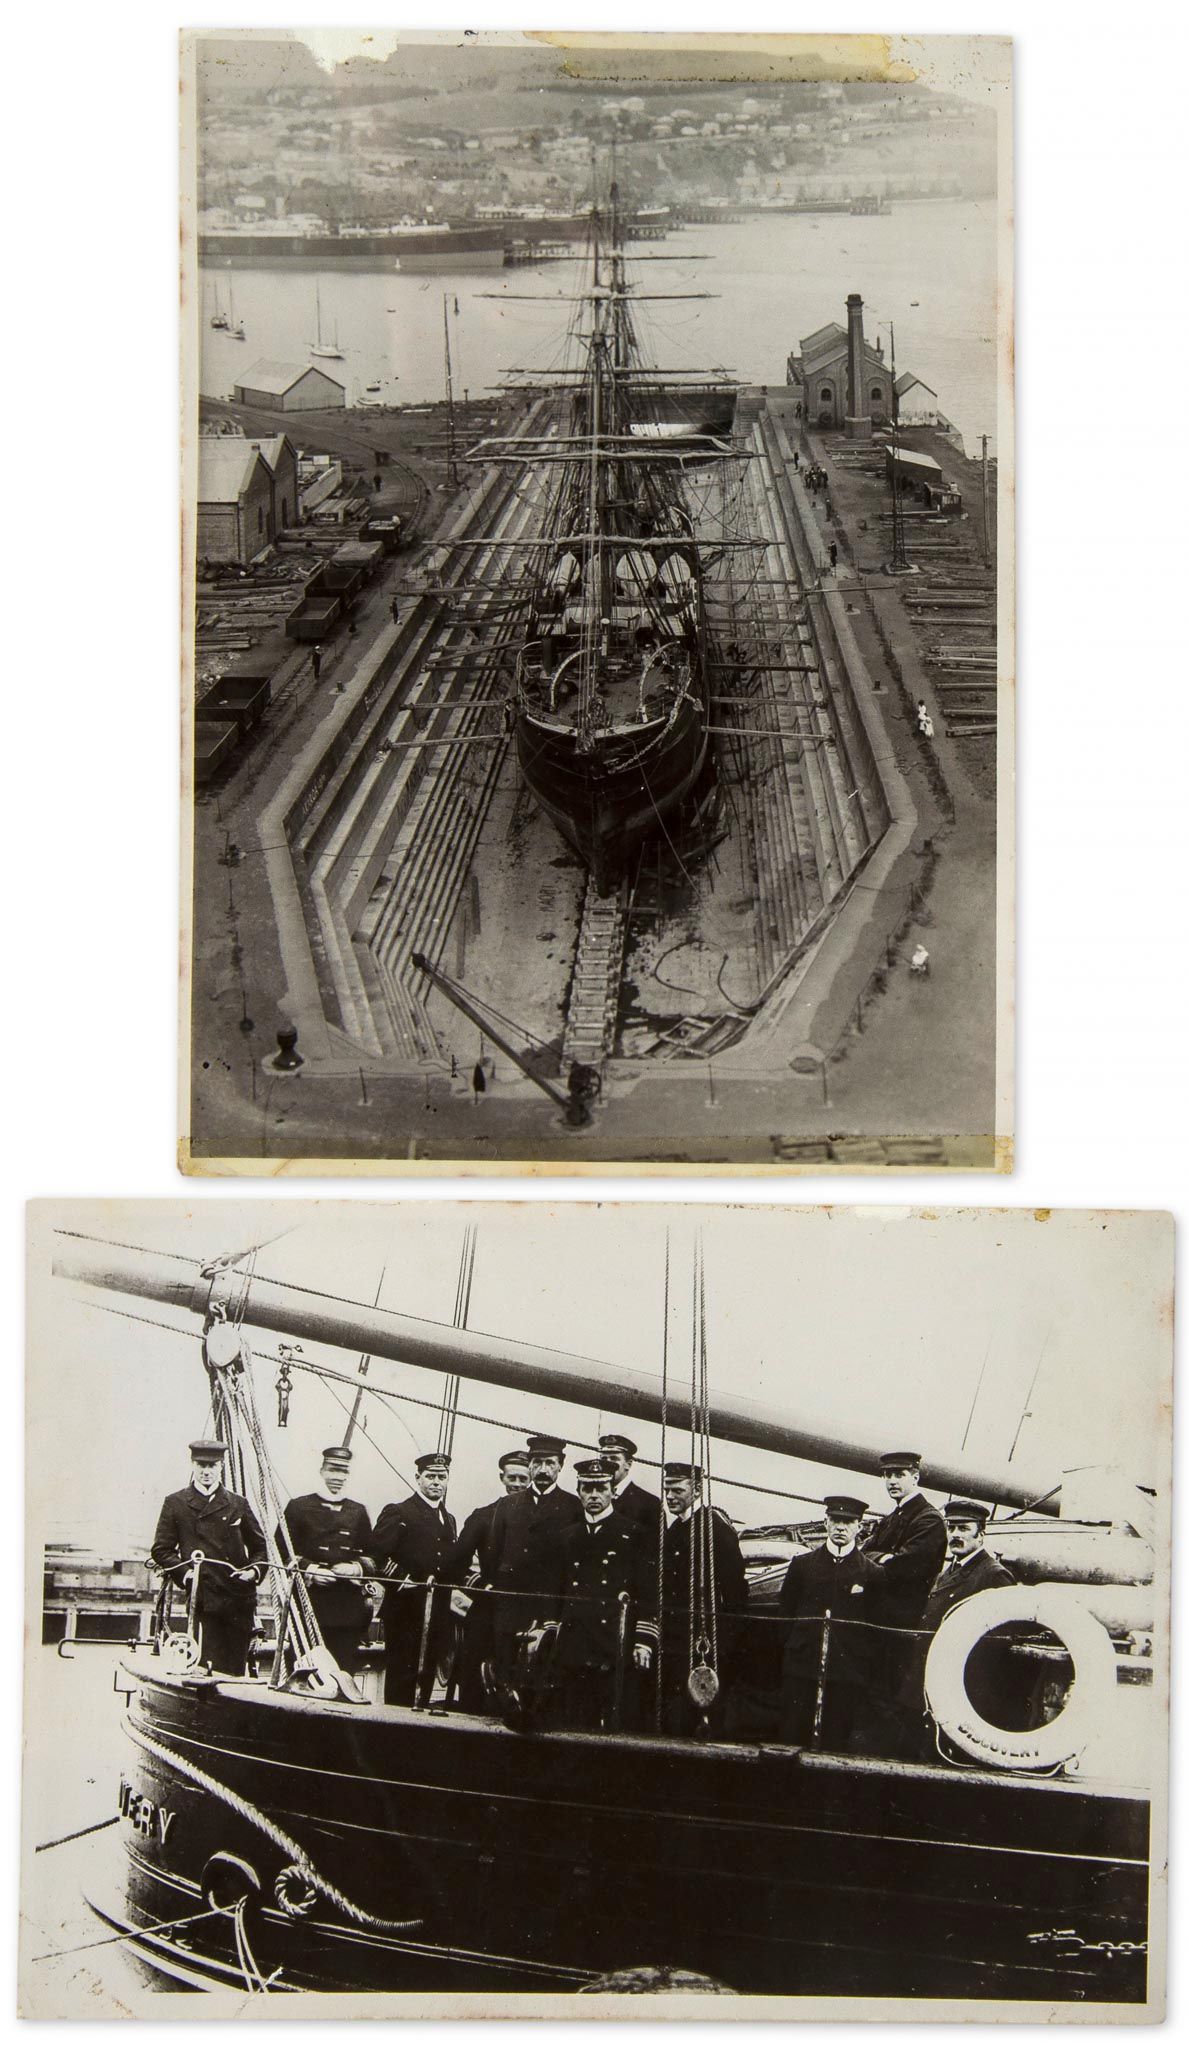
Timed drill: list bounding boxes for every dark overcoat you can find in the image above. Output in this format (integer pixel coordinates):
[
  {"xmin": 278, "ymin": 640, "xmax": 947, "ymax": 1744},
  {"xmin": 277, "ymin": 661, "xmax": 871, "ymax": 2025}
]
[
  {"xmin": 281, "ymin": 1494, "xmax": 374, "ymax": 1631},
  {"xmin": 151, "ymin": 1484, "xmax": 267, "ymax": 1621}
]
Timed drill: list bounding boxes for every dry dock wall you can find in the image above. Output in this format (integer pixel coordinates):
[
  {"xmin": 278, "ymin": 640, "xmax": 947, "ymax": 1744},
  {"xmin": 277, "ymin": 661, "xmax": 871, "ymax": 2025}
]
[{"xmin": 736, "ymin": 401, "xmax": 920, "ymax": 1067}]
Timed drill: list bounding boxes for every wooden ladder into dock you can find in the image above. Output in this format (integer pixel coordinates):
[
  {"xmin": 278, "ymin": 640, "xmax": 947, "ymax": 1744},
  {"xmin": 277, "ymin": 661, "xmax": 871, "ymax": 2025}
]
[{"xmin": 561, "ymin": 877, "xmax": 629, "ymax": 1071}]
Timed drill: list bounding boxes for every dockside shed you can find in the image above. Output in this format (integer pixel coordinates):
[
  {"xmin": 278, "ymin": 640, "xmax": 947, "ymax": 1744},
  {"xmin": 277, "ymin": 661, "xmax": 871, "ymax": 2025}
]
[
  {"xmin": 234, "ymin": 360, "xmax": 346, "ymax": 413},
  {"xmin": 197, "ymin": 441, "xmax": 277, "ymax": 565}
]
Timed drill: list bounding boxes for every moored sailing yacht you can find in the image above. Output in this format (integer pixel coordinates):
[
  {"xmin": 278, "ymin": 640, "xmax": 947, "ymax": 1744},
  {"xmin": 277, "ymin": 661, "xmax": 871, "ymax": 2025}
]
[{"xmin": 480, "ymin": 189, "xmax": 722, "ymax": 894}]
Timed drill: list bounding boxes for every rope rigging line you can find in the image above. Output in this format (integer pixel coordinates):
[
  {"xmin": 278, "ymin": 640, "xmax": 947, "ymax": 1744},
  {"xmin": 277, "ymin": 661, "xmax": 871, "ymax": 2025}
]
[
  {"xmin": 123, "ymin": 1718, "xmax": 423, "ymax": 1934},
  {"xmin": 76, "ymin": 1294, "xmax": 834, "ymax": 1513}
]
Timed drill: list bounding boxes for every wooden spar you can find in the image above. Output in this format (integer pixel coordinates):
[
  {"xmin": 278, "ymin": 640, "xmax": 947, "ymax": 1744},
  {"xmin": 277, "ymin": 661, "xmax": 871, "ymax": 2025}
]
[{"xmin": 51, "ymin": 1234, "xmax": 1059, "ymax": 1512}]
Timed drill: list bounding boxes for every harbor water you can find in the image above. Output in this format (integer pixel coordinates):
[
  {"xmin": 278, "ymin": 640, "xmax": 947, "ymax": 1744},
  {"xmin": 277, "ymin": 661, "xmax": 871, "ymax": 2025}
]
[{"xmin": 198, "ymin": 200, "xmax": 999, "ymax": 453}]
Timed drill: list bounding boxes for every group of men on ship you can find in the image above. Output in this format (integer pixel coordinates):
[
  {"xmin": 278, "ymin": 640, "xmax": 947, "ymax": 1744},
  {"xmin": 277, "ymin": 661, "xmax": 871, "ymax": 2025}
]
[{"xmin": 150, "ymin": 1435, "xmax": 1016, "ymax": 1756}]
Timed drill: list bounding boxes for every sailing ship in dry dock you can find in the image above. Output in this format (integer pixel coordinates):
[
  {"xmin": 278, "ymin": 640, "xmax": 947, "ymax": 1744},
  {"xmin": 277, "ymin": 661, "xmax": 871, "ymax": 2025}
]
[
  {"xmin": 472, "ymin": 188, "xmax": 726, "ymax": 894},
  {"xmin": 47, "ymin": 1231, "xmax": 1157, "ymax": 2003}
]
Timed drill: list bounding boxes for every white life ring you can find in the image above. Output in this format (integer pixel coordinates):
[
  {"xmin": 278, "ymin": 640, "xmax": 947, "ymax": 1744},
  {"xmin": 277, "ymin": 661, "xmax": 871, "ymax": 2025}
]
[{"xmin": 923, "ymin": 1583, "xmax": 1117, "ymax": 1771}]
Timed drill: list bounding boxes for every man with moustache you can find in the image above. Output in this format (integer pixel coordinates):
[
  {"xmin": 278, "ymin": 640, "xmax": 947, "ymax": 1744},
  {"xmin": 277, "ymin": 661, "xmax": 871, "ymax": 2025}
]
[
  {"xmin": 371, "ymin": 1451, "xmax": 457, "ymax": 1706},
  {"xmin": 483, "ymin": 1433, "xmax": 583, "ymax": 1698},
  {"xmin": 151, "ymin": 1438, "xmax": 268, "ymax": 1677}
]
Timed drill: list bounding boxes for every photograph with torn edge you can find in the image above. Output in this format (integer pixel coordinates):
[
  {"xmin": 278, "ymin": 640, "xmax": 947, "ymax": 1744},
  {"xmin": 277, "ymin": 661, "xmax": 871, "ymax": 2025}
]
[
  {"xmin": 22, "ymin": 1203, "xmax": 1167, "ymax": 2018},
  {"xmin": 180, "ymin": 30, "xmax": 1013, "ymax": 1174}
]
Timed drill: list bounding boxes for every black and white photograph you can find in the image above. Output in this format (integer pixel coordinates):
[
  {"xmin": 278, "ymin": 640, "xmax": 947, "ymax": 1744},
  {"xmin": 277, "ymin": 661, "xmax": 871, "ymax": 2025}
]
[
  {"xmin": 21, "ymin": 1202, "xmax": 1168, "ymax": 2017},
  {"xmin": 181, "ymin": 30, "xmax": 1012, "ymax": 1173}
]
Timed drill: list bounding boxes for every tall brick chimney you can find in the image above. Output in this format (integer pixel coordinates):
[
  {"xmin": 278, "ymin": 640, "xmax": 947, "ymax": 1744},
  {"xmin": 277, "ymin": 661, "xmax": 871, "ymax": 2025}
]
[{"xmin": 844, "ymin": 292, "xmax": 872, "ymax": 441}]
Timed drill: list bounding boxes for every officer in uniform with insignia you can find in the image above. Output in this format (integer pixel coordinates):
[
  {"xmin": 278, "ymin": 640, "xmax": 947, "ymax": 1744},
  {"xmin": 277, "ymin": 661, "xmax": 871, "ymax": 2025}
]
[
  {"xmin": 151, "ymin": 1438, "xmax": 267, "ymax": 1676},
  {"xmin": 281, "ymin": 1445, "xmax": 374, "ymax": 1674},
  {"xmin": 371, "ymin": 1452, "xmax": 457, "ymax": 1706},
  {"xmin": 529, "ymin": 1456, "xmax": 657, "ymax": 1731},
  {"xmin": 657, "ymin": 1461, "xmax": 748, "ymax": 1737},
  {"xmin": 598, "ymin": 1431, "xmax": 663, "ymax": 1539},
  {"xmin": 861, "ymin": 1450, "xmax": 948, "ymax": 1752},
  {"xmin": 485, "ymin": 1432, "xmax": 583, "ymax": 1693},
  {"xmin": 777, "ymin": 1495, "xmax": 876, "ymax": 1749},
  {"xmin": 442, "ymin": 1449, "xmax": 531, "ymax": 1710}
]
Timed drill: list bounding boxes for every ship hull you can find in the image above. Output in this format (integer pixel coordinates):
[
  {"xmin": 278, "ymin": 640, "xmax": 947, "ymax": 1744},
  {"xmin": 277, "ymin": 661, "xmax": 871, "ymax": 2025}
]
[
  {"xmin": 99, "ymin": 1663, "xmax": 1150, "ymax": 2002},
  {"xmin": 516, "ymin": 692, "xmax": 709, "ymax": 894}
]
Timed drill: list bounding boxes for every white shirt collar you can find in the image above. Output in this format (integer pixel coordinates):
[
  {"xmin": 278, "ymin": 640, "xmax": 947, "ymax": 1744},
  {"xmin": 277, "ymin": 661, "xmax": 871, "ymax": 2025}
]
[
  {"xmin": 316, "ymin": 1484, "xmax": 347, "ymax": 1505},
  {"xmin": 416, "ymin": 1484, "xmax": 445, "ymax": 1511},
  {"xmin": 532, "ymin": 1480, "xmax": 556, "ymax": 1498},
  {"xmin": 584, "ymin": 1504, "xmax": 614, "ymax": 1526},
  {"xmin": 612, "ymin": 1472, "xmax": 631, "ymax": 1496},
  {"xmin": 891, "ymin": 1486, "xmax": 920, "ymax": 1509},
  {"xmin": 825, "ymin": 1537, "xmax": 857, "ymax": 1557}
]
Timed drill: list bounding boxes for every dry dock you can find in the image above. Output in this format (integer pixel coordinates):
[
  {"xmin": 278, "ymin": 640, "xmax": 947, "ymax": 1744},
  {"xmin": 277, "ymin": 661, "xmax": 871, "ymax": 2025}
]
[{"xmin": 189, "ymin": 390, "xmax": 999, "ymax": 1168}]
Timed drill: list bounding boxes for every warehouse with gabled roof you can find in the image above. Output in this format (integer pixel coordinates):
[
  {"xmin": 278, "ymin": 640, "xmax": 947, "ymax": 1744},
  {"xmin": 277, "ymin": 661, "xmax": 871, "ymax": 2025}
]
[{"xmin": 232, "ymin": 359, "xmax": 346, "ymax": 412}]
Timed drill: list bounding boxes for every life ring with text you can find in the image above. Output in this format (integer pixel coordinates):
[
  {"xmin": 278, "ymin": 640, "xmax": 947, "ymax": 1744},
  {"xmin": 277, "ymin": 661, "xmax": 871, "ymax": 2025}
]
[{"xmin": 923, "ymin": 1584, "xmax": 1116, "ymax": 1771}]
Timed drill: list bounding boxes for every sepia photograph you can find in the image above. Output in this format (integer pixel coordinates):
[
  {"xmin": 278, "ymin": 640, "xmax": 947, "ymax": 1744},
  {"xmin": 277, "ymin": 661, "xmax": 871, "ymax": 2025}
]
[
  {"xmin": 181, "ymin": 30, "xmax": 1013, "ymax": 1174},
  {"xmin": 22, "ymin": 1202, "xmax": 1168, "ymax": 2018}
]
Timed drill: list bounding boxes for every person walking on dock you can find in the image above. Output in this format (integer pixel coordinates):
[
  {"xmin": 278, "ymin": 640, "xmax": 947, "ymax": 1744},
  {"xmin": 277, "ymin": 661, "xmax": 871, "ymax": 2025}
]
[
  {"xmin": 390, "ymin": 595, "xmax": 401, "ymax": 627},
  {"xmin": 311, "ymin": 644, "xmax": 322, "ymax": 684}
]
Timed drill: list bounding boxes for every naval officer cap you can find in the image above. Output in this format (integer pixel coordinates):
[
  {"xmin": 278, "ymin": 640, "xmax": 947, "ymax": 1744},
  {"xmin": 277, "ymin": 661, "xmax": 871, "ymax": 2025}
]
[
  {"xmin": 189, "ymin": 1438, "xmax": 227, "ymax": 1461},
  {"xmin": 415, "ymin": 1451, "xmax": 451, "ymax": 1472},
  {"xmin": 498, "ymin": 1450, "xmax": 530, "ymax": 1472},
  {"xmin": 573, "ymin": 1456, "xmax": 616, "ymax": 1482},
  {"xmin": 662, "ymin": 1460, "xmax": 702, "ymax": 1484},
  {"xmin": 878, "ymin": 1450, "xmax": 922, "ymax": 1470},
  {"xmin": 943, "ymin": 1497, "xmax": 990, "ymax": 1524},
  {"xmin": 321, "ymin": 1445, "xmax": 353, "ymax": 1465},
  {"xmin": 598, "ymin": 1432, "xmax": 638, "ymax": 1457},
  {"xmin": 822, "ymin": 1494, "xmax": 868, "ymax": 1519},
  {"xmin": 526, "ymin": 1433, "xmax": 566, "ymax": 1457}
]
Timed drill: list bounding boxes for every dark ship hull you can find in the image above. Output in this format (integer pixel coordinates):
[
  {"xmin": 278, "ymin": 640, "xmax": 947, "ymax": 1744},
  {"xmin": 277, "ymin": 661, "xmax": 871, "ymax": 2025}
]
[
  {"xmin": 93, "ymin": 1658, "xmax": 1149, "ymax": 2002},
  {"xmin": 516, "ymin": 684, "xmax": 709, "ymax": 893}
]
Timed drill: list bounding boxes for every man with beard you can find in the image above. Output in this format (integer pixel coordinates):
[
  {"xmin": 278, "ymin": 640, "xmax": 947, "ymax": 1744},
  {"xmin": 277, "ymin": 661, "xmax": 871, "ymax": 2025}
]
[
  {"xmin": 371, "ymin": 1452, "xmax": 457, "ymax": 1706},
  {"xmin": 280, "ymin": 1445, "xmax": 374, "ymax": 1675},
  {"xmin": 151, "ymin": 1439, "xmax": 267, "ymax": 1676}
]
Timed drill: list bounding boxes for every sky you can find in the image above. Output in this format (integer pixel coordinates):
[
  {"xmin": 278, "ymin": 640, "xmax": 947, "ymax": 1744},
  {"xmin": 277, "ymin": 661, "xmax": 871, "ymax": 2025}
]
[{"xmin": 28, "ymin": 1203, "xmax": 1170, "ymax": 1558}]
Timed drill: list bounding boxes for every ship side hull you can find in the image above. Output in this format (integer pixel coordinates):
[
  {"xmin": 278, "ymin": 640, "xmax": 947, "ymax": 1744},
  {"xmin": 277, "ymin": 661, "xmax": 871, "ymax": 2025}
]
[{"xmin": 104, "ymin": 1670, "xmax": 1151, "ymax": 2001}]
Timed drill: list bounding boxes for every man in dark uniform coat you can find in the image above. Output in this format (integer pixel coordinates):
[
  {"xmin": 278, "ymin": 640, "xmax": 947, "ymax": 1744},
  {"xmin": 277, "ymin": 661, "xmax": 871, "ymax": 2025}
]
[
  {"xmin": 913, "ymin": 1498, "xmax": 1017, "ymax": 1755},
  {"xmin": 151, "ymin": 1438, "xmax": 267, "ymax": 1676},
  {"xmin": 280, "ymin": 1445, "xmax": 374, "ymax": 1674},
  {"xmin": 441, "ymin": 1449, "xmax": 531, "ymax": 1710},
  {"xmin": 599, "ymin": 1431, "xmax": 663, "ymax": 1541},
  {"xmin": 530, "ymin": 1458, "xmax": 657, "ymax": 1731},
  {"xmin": 485, "ymin": 1433, "xmax": 583, "ymax": 1692},
  {"xmin": 657, "ymin": 1462, "xmax": 749, "ymax": 1737},
  {"xmin": 371, "ymin": 1451, "xmax": 457, "ymax": 1706},
  {"xmin": 778, "ymin": 1495, "xmax": 877, "ymax": 1749},
  {"xmin": 860, "ymin": 1450, "xmax": 948, "ymax": 1753}
]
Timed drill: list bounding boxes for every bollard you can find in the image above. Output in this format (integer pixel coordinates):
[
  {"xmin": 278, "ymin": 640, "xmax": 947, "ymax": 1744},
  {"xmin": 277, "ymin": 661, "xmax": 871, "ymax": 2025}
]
[{"xmin": 272, "ymin": 1025, "xmax": 304, "ymax": 1072}]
